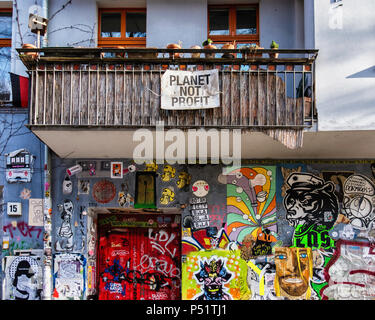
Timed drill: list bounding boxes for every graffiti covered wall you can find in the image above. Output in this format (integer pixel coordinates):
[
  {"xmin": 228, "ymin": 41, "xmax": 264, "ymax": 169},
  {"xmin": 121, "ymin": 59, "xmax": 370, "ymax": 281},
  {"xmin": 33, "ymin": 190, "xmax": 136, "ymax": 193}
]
[{"xmin": 49, "ymin": 155, "xmax": 375, "ymax": 300}]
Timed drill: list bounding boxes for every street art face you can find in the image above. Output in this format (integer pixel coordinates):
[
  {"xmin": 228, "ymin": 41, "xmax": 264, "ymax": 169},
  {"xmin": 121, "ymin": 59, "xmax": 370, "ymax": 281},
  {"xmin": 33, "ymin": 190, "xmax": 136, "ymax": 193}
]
[
  {"xmin": 274, "ymin": 247, "xmax": 313, "ymax": 299},
  {"xmin": 193, "ymin": 258, "xmax": 232, "ymax": 300},
  {"xmin": 226, "ymin": 166, "xmax": 277, "ymax": 247},
  {"xmin": 283, "ymin": 172, "xmax": 339, "ymax": 249},
  {"xmin": 182, "ymin": 250, "xmax": 250, "ymax": 300},
  {"xmin": 343, "ymin": 174, "xmax": 375, "ymax": 230},
  {"xmin": 284, "ymin": 173, "xmax": 338, "ymax": 229},
  {"xmin": 192, "ymin": 180, "xmax": 209, "ymax": 197}
]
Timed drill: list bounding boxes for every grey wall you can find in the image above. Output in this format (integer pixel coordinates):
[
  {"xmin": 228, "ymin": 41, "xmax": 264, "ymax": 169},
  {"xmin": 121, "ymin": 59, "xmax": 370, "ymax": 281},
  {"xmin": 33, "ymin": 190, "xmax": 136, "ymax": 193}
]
[
  {"xmin": 146, "ymin": 0, "xmax": 207, "ymax": 48},
  {"xmin": 259, "ymin": 0, "xmax": 304, "ymax": 49},
  {"xmin": 47, "ymin": 0, "xmax": 97, "ymax": 47}
]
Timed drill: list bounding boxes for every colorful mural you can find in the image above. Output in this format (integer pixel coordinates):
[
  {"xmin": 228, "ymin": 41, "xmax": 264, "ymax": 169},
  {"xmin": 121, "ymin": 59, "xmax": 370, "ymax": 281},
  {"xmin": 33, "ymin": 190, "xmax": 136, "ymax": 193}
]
[
  {"xmin": 182, "ymin": 250, "xmax": 250, "ymax": 300},
  {"xmin": 226, "ymin": 166, "xmax": 277, "ymax": 248}
]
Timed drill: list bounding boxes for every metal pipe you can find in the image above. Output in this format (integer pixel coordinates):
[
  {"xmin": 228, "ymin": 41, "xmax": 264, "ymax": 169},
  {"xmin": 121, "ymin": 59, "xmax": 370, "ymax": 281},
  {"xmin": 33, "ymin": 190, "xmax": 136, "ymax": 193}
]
[{"xmin": 42, "ymin": 0, "xmax": 53, "ymax": 301}]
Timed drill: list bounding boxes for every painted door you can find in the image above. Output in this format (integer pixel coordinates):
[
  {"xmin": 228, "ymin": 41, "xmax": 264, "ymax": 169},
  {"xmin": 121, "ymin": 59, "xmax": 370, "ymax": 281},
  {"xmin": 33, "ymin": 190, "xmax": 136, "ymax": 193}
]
[{"xmin": 98, "ymin": 226, "xmax": 181, "ymax": 300}]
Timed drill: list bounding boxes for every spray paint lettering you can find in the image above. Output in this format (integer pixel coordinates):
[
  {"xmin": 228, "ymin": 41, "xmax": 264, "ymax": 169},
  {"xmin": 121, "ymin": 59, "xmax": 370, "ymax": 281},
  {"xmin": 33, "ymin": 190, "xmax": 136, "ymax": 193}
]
[{"xmin": 3, "ymin": 222, "xmax": 42, "ymax": 239}]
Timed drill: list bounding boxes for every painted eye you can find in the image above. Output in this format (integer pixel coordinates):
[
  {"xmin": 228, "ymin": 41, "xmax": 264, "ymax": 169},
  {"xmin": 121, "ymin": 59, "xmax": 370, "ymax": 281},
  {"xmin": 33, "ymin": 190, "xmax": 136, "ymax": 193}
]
[
  {"xmin": 300, "ymin": 253, "xmax": 307, "ymax": 259},
  {"xmin": 276, "ymin": 255, "xmax": 286, "ymax": 260}
]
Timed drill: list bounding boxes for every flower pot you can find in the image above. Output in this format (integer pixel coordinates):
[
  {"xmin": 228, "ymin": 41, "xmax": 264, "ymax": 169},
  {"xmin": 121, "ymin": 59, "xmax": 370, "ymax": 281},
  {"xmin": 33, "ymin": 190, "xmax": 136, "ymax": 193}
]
[
  {"xmin": 204, "ymin": 44, "xmax": 217, "ymax": 58},
  {"xmin": 221, "ymin": 43, "xmax": 235, "ymax": 59},
  {"xmin": 116, "ymin": 46, "xmax": 125, "ymax": 58},
  {"xmin": 244, "ymin": 46, "xmax": 263, "ymax": 59},
  {"xmin": 268, "ymin": 50, "xmax": 279, "ymax": 59},
  {"xmin": 22, "ymin": 43, "xmax": 38, "ymax": 59},
  {"xmin": 166, "ymin": 43, "xmax": 181, "ymax": 58},
  {"xmin": 190, "ymin": 45, "xmax": 201, "ymax": 58}
]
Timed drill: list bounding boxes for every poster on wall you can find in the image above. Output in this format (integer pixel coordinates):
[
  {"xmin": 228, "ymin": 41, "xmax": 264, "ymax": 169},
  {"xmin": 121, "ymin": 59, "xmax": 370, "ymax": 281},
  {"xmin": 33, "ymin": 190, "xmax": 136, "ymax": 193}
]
[
  {"xmin": 28, "ymin": 198, "xmax": 43, "ymax": 227},
  {"xmin": 5, "ymin": 149, "xmax": 35, "ymax": 183},
  {"xmin": 3, "ymin": 255, "xmax": 43, "ymax": 300},
  {"xmin": 161, "ymin": 69, "xmax": 220, "ymax": 110},
  {"xmin": 53, "ymin": 253, "xmax": 86, "ymax": 300},
  {"xmin": 110, "ymin": 162, "xmax": 123, "ymax": 179}
]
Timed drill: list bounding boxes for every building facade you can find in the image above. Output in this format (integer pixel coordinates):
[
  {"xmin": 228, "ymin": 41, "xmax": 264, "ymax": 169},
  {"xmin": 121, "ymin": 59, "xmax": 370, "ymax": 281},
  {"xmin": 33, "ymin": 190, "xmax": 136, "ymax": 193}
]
[{"xmin": 1, "ymin": 0, "xmax": 375, "ymax": 300}]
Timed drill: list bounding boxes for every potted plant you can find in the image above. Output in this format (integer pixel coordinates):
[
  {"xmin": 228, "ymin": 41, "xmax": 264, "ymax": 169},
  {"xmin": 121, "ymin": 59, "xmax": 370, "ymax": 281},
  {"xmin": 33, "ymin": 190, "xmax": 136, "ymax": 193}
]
[
  {"xmin": 202, "ymin": 39, "xmax": 216, "ymax": 58},
  {"xmin": 21, "ymin": 43, "xmax": 38, "ymax": 59},
  {"xmin": 190, "ymin": 45, "xmax": 201, "ymax": 58},
  {"xmin": 166, "ymin": 43, "xmax": 182, "ymax": 58},
  {"xmin": 241, "ymin": 44, "xmax": 263, "ymax": 59},
  {"xmin": 269, "ymin": 40, "xmax": 279, "ymax": 59},
  {"xmin": 222, "ymin": 42, "xmax": 235, "ymax": 59}
]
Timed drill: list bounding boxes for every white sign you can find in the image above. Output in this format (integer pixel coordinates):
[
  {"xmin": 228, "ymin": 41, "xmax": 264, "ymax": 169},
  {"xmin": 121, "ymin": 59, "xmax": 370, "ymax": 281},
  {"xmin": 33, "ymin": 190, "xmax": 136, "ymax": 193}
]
[
  {"xmin": 161, "ymin": 69, "xmax": 220, "ymax": 110},
  {"xmin": 7, "ymin": 202, "xmax": 22, "ymax": 216}
]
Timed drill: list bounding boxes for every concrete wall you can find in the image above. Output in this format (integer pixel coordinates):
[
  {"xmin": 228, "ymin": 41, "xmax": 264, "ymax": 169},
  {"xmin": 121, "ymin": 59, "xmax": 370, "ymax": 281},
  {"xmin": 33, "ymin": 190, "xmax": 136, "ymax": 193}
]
[
  {"xmin": 0, "ymin": 112, "xmax": 45, "ymax": 299},
  {"xmin": 47, "ymin": 0, "xmax": 97, "ymax": 47},
  {"xmin": 0, "ymin": 112, "xmax": 45, "ymax": 254},
  {"xmin": 146, "ymin": 0, "xmax": 207, "ymax": 48},
  {"xmin": 259, "ymin": 0, "xmax": 304, "ymax": 50},
  {"xmin": 314, "ymin": 0, "xmax": 375, "ymax": 131}
]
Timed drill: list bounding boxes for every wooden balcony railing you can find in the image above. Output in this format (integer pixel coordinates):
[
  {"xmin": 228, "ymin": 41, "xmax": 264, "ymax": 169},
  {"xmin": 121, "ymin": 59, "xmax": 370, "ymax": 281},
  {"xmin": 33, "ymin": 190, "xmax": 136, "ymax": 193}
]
[{"xmin": 18, "ymin": 47, "xmax": 318, "ymax": 130}]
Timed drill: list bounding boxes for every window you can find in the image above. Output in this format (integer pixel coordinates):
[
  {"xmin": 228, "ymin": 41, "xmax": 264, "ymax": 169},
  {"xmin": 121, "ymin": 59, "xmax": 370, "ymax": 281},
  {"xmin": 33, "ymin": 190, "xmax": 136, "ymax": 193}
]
[
  {"xmin": 98, "ymin": 8, "xmax": 146, "ymax": 47},
  {"xmin": 0, "ymin": 8, "xmax": 12, "ymax": 101},
  {"xmin": 208, "ymin": 5, "xmax": 259, "ymax": 48}
]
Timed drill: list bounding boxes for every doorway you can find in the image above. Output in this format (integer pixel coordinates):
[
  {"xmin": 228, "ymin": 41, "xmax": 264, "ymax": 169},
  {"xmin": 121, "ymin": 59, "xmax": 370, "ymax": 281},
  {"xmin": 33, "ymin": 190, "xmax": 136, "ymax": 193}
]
[{"xmin": 96, "ymin": 213, "xmax": 181, "ymax": 300}]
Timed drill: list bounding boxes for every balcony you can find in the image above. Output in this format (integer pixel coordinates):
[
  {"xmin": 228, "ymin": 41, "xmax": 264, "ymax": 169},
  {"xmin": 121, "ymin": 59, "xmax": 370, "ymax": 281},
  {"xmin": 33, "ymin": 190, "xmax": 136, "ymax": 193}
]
[{"xmin": 18, "ymin": 47, "xmax": 319, "ymax": 159}]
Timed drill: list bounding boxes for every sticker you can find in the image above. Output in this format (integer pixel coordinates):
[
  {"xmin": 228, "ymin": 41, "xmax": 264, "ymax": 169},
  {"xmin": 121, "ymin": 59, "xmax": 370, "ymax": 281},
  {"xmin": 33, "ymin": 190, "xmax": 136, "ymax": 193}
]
[
  {"xmin": 111, "ymin": 162, "xmax": 123, "ymax": 179},
  {"xmin": 78, "ymin": 179, "xmax": 90, "ymax": 195},
  {"xmin": 192, "ymin": 180, "xmax": 209, "ymax": 197},
  {"xmin": 162, "ymin": 165, "xmax": 176, "ymax": 182},
  {"xmin": 160, "ymin": 186, "xmax": 175, "ymax": 205},
  {"xmin": 62, "ymin": 175, "xmax": 72, "ymax": 195}
]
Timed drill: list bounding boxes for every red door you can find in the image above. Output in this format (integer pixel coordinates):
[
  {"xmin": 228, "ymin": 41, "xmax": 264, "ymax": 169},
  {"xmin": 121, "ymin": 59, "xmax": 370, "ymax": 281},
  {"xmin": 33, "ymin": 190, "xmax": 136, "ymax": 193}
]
[{"xmin": 98, "ymin": 226, "xmax": 181, "ymax": 300}]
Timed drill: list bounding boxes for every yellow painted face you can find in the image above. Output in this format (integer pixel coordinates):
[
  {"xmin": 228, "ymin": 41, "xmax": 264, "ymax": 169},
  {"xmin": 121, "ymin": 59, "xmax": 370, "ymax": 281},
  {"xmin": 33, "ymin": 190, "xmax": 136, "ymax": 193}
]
[{"xmin": 274, "ymin": 247, "xmax": 312, "ymax": 297}]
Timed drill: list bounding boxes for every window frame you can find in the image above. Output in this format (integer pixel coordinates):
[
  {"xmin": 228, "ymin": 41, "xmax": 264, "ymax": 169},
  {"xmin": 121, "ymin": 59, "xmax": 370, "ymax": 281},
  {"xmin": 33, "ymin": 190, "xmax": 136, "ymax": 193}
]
[
  {"xmin": 207, "ymin": 4, "xmax": 259, "ymax": 46},
  {"xmin": 98, "ymin": 8, "xmax": 146, "ymax": 47},
  {"xmin": 0, "ymin": 8, "xmax": 12, "ymax": 47}
]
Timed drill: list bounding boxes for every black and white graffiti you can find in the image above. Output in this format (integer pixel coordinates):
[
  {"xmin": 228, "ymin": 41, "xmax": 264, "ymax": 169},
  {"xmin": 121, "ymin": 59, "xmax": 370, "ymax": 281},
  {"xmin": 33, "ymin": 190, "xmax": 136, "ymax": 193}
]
[
  {"xmin": 55, "ymin": 200, "xmax": 74, "ymax": 251},
  {"xmin": 4, "ymin": 256, "xmax": 42, "ymax": 300},
  {"xmin": 342, "ymin": 174, "xmax": 375, "ymax": 229},
  {"xmin": 283, "ymin": 172, "xmax": 339, "ymax": 230}
]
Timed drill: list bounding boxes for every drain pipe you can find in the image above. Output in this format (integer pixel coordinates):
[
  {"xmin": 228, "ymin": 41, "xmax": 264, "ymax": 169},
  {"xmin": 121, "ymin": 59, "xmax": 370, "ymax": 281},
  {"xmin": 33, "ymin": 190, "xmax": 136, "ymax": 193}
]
[{"xmin": 41, "ymin": 0, "xmax": 53, "ymax": 301}]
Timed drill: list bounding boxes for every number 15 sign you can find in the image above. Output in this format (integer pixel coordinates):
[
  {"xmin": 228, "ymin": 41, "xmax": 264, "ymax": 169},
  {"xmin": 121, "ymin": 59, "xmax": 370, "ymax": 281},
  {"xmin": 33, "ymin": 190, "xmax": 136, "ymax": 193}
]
[{"xmin": 7, "ymin": 202, "xmax": 22, "ymax": 216}]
